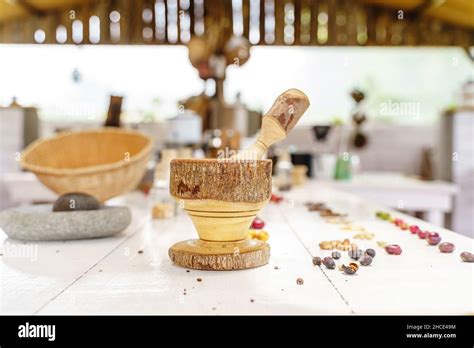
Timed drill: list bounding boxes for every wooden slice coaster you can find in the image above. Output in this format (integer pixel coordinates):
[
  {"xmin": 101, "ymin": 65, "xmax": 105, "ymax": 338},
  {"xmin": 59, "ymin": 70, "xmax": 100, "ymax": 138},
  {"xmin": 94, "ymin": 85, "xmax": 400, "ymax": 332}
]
[{"xmin": 169, "ymin": 239, "xmax": 270, "ymax": 271}]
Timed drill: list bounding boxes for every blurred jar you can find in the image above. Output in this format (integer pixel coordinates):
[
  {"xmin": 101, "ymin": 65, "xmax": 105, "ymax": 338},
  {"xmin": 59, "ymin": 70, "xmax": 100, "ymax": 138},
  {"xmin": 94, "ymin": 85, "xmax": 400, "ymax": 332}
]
[
  {"xmin": 275, "ymin": 150, "xmax": 293, "ymax": 191},
  {"xmin": 334, "ymin": 153, "xmax": 352, "ymax": 181},
  {"xmin": 313, "ymin": 154, "xmax": 337, "ymax": 180}
]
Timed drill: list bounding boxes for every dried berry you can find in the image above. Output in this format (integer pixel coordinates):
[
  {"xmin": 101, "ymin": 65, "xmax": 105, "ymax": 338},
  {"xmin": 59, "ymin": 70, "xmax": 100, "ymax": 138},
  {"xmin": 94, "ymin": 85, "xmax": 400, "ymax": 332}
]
[
  {"xmin": 364, "ymin": 249, "xmax": 376, "ymax": 258},
  {"xmin": 409, "ymin": 225, "xmax": 420, "ymax": 234},
  {"xmin": 460, "ymin": 252, "xmax": 474, "ymax": 263},
  {"xmin": 331, "ymin": 251, "xmax": 341, "ymax": 260},
  {"xmin": 322, "ymin": 257, "xmax": 336, "ymax": 269},
  {"xmin": 385, "ymin": 244, "xmax": 402, "ymax": 255},
  {"xmin": 307, "ymin": 203, "xmax": 327, "ymax": 211},
  {"xmin": 296, "ymin": 278, "xmax": 304, "ymax": 285},
  {"xmin": 248, "ymin": 230, "xmax": 269, "ymax": 241},
  {"xmin": 393, "ymin": 218, "xmax": 403, "ymax": 227},
  {"xmin": 341, "ymin": 262, "xmax": 359, "ymax": 275},
  {"xmin": 270, "ymin": 194, "xmax": 283, "ymax": 203},
  {"xmin": 427, "ymin": 233, "xmax": 441, "ymax": 246},
  {"xmin": 348, "ymin": 249, "xmax": 363, "ymax": 260},
  {"xmin": 359, "ymin": 255, "xmax": 373, "ymax": 266},
  {"xmin": 251, "ymin": 217, "xmax": 265, "ymax": 229},
  {"xmin": 438, "ymin": 242, "xmax": 455, "ymax": 253},
  {"xmin": 256, "ymin": 230, "xmax": 269, "ymax": 241},
  {"xmin": 312, "ymin": 257, "xmax": 322, "ymax": 266},
  {"xmin": 376, "ymin": 211, "xmax": 391, "ymax": 220},
  {"xmin": 418, "ymin": 230, "xmax": 427, "ymax": 239}
]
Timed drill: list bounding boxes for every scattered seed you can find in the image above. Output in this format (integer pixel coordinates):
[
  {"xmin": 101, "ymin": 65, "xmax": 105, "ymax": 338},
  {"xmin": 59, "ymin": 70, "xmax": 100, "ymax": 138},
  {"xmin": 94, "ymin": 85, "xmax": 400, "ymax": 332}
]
[
  {"xmin": 251, "ymin": 217, "xmax": 265, "ymax": 229},
  {"xmin": 212, "ymin": 307, "xmax": 216, "ymax": 311},
  {"xmin": 312, "ymin": 256, "xmax": 322, "ymax": 266},
  {"xmin": 138, "ymin": 250, "xmax": 144, "ymax": 254},
  {"xmin": 296, "ymin": 278, "xmax": 304, "ymax": 285},
  {"xmin": 331, "ymin": 251, "xmax": 341, "ymax": 260},
  {"xmin": 364, "ymin": 249, "xmax": 376, "ymax": 258},
  {"xmin": 439, "ymin": 242, "xmax": 455, "ymax": 253},
  {"xmin": 427, "ymin": 233, "xmax": 441, "ymax": 246},
  {"xmin": 197, "ymin": 278, "xmax": 202, "ymax": 282},
  {"xmin": 460, "ymin": 252, "xmax": 474, "ymax": 263},
  {"xmin": 322, "ymin": 257, "xmax": 336, "ymax": 269},
  {"xmin": 56, "ymin": 250, "xmax": 59, "ymax": 253},
  {"xmin": 348, "ymin": 249, "xmax": 363, "ymax": 260},
  {"xmin": 385, "ymin": 244, "xmax": 402, "ymax": 255},
  {"xmin": 377, "ymin": 241, "xmax": 388, "ymax": 248},
  {"xmin": 342, "ymin": 263, "xmax": 358, "ymax": 275},
  {"xmin": 417, "ymin": 230, "xmax": 427, "ymax": 239},
  {"xmin": 250, "ymin": 299, "xmax": 255, "ymax": 303},
  {"xmin": 274, "ymin": 265, "xmax": 279, "ymax": 270},
  {"xmin": 376, "ymin": 211, "xmax": 391, "ymax": 220},
  {"xmin": 99, "ymin": 269, "xmax": 103, "ymax": 272},
  {"xmin": 359, "ymin": 255, "xmax": 373, "ymax": 266}
]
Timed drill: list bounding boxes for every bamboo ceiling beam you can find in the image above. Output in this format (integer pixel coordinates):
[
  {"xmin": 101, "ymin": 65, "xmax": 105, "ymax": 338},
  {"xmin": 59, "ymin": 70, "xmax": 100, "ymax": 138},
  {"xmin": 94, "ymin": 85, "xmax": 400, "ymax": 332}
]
[{"xmin": 0, "ymin": 0, "xmax": 472, "ymax": 48}]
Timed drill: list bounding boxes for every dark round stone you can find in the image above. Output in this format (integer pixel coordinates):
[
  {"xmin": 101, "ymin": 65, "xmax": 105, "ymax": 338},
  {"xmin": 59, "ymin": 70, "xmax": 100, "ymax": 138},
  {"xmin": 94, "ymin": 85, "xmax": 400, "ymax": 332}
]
[
  {"xmin": 359, "ymin": 255, "xmax": 373, "ymax": 266},
  {"xmin": 364, "ymin": 249, "xmax": 376, "ymax": 258},
  {"xmin": 53, "ymin": 192, "xmax": 100, "ymax": 212}
]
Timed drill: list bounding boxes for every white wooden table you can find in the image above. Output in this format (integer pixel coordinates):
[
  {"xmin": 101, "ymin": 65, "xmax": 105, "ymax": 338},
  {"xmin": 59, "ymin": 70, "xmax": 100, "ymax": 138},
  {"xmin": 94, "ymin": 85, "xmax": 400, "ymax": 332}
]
[
  {"xmin": 321, "ymin": 172, "xmax": 458, "ymax": 227},
  {"xmin": 0, "ymin": 182, "xmax": 472, "ymax": 315}
]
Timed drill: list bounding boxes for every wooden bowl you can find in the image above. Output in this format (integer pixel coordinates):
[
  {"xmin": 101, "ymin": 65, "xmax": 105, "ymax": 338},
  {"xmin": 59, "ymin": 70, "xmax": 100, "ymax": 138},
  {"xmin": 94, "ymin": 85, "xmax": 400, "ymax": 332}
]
[
  {"xmin": 169, "ymin": 158, "xmax": 273, "ymax": 270},
  {"xmin": 21, "ymin": 127, "xmax": 152, "ymax": 202}
]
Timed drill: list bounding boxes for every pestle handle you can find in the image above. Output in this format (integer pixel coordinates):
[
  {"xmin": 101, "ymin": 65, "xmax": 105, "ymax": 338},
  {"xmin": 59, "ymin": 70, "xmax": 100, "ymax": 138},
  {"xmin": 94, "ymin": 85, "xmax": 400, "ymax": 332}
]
[
  {"xmin": 265, "ymin": 88, "xmax": 310, "ymax": 133},
  {"xmin": 235, "ymin": 89, "xmax": 310, "ymax": 160}
]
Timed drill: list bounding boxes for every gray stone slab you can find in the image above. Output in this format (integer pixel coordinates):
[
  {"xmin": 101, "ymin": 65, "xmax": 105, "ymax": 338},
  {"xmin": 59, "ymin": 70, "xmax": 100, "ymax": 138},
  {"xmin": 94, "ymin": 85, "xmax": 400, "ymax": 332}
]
[{"xmin": 0, "ymin": 204, "xmax": 131, "ymax": 241}]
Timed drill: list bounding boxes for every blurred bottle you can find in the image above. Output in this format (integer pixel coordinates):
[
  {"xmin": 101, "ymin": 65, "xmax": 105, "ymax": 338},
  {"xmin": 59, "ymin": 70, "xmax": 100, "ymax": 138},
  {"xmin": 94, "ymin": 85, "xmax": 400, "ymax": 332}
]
[
  {"xmin": 334, "ymin": 153, "xmax": 352, "ymax": 181},
  {"xmin": 275, "ymin": 149, "xmax": 293, "ymax": 191},
  {"xmin": 233, "ymin": 92, "xmax": 248, "ymax": 138},
  {"xmin": 150, "ymin": 149, "xmax": 177, "ymax": 219}
]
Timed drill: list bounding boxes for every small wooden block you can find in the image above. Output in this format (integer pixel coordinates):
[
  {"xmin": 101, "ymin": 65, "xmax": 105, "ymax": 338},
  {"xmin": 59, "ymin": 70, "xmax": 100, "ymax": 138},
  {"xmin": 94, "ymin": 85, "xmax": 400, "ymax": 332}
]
[{"xmin": 169, "ymin": 239, "xmax": 270, "ymax": 271}]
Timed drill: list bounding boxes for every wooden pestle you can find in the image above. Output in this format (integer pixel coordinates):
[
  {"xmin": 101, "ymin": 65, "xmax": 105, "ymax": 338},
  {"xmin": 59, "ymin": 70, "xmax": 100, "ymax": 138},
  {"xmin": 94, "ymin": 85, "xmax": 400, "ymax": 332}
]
[{"xmin": 234, "ymin": 88, "xmax": 310, "ymax": 160}]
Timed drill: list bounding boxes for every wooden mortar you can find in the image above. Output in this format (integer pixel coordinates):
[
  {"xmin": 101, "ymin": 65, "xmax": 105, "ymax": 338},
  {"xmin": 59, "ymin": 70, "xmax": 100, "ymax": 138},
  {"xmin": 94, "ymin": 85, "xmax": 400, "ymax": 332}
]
[{"xmin": 168, "ymin": 158, "xmax": 272, "ymax": 270}]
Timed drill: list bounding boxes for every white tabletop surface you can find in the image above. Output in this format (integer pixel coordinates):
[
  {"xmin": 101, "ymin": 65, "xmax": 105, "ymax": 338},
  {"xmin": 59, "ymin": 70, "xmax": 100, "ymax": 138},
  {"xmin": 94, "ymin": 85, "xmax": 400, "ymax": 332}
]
[{"xmin": 0, "ymin": 182, "xmax": 472, "ymax": 315}]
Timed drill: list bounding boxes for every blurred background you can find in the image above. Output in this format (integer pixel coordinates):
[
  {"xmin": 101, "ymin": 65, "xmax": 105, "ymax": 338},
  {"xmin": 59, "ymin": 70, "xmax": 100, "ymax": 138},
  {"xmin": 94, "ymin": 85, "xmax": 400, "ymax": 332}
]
[{"xmin": 0, "ymin": 0, "xmax": 473, "ymax": 236}]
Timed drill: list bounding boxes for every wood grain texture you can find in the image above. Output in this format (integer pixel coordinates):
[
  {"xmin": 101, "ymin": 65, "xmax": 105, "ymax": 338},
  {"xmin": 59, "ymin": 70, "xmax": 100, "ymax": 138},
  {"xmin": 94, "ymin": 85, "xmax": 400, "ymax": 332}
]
[
  {"xmin": 265, "ymin": 88, "xmax": 310, "ymax": 132},
  {"xmin": 170, "ymin": 159, "xmax": 272, "ymax": 203},
  {"xmin": 169, "ymin": 239, "xmax": 270, "ymax": 270}
]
